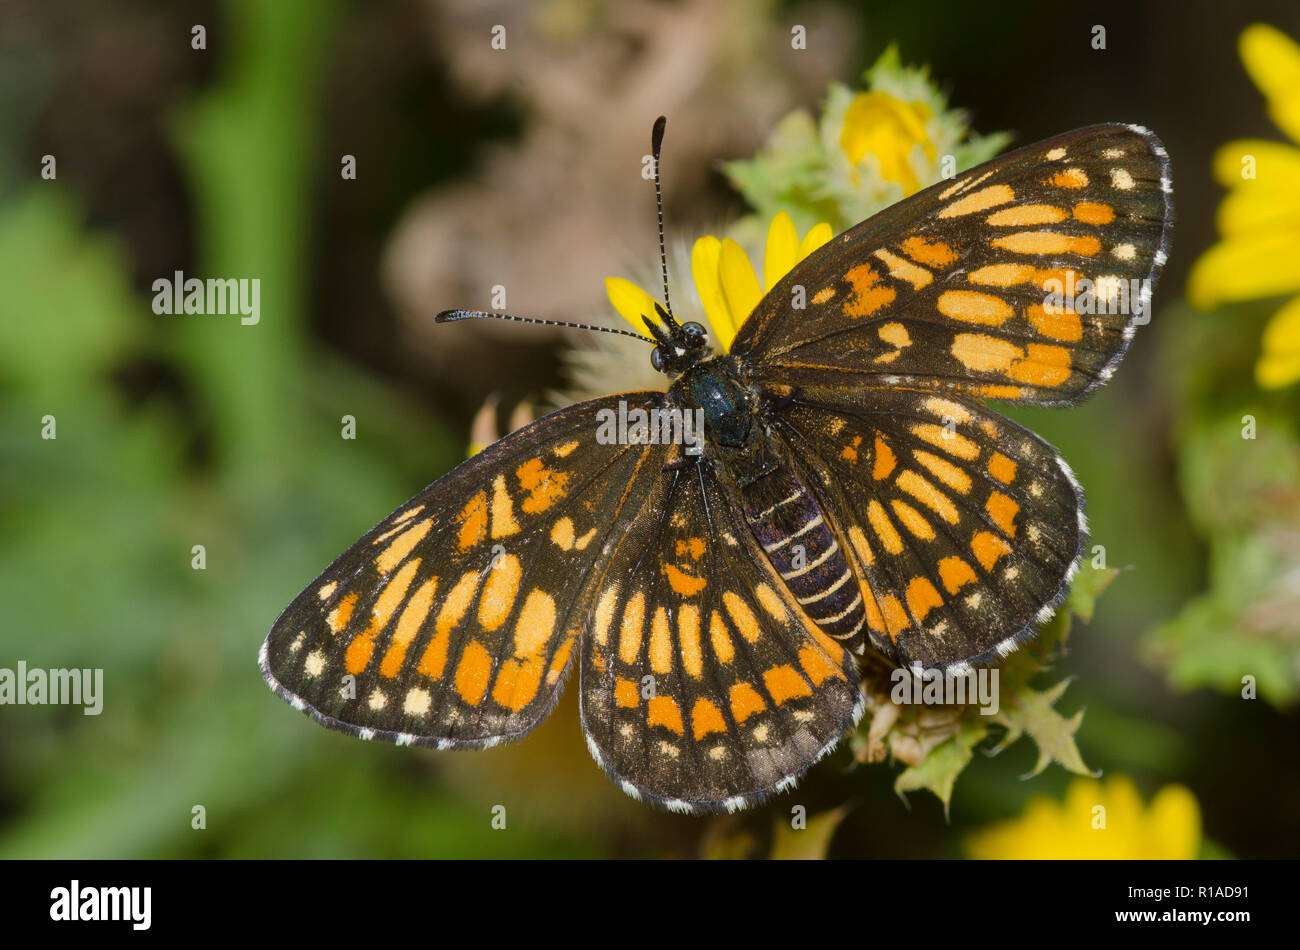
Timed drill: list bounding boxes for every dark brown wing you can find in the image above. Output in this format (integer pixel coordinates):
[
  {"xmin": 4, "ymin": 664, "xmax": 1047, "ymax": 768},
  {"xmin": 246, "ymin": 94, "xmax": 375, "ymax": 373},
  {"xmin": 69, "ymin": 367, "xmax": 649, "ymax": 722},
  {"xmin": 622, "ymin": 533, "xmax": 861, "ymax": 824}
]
[
  {"xmin": 772, "ymin": 384, "xmax": 1085, "ymax": 671},
  {"xmin": 732, "ymin": 124, "xmax": 1173, "ymax": 407},
  {"xmin": 578, "ymin": 456, "xmax": 864, "ymax": 813},
  {"xmin": 260, "ymin": 393, "xmax": 669, "ymax": 748}
]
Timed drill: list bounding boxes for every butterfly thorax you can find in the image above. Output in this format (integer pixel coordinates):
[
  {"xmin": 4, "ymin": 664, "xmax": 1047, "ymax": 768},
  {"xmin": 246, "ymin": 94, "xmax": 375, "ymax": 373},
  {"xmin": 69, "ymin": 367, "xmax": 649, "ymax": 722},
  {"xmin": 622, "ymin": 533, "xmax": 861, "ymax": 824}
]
[
  {"xmin": 666, "ymin": 356, "xmax": 869, "ymax": 652},
  {"xmin": 668, "ymin": 355, "xmax": 775, "ymax": 483}
]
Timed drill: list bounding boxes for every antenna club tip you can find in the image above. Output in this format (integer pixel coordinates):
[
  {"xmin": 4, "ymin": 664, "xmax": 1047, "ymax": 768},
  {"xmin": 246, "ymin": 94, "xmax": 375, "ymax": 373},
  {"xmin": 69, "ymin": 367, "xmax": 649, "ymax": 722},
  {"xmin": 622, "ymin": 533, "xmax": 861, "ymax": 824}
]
[
  {"xmin": 434, "ymin": 310, "xmax": 462, "ymax": 323},
  {"xmin": 652, "ymin": 115, "xmax": 666, "ymax": 154}
]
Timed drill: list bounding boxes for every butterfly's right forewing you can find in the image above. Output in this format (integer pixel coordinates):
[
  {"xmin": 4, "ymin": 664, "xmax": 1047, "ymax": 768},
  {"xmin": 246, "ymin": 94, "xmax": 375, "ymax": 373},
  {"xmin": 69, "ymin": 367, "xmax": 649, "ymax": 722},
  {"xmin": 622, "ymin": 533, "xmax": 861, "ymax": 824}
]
[{"xmin": 261, "ymin": 392, "xmax": 668, "ymax": 749}]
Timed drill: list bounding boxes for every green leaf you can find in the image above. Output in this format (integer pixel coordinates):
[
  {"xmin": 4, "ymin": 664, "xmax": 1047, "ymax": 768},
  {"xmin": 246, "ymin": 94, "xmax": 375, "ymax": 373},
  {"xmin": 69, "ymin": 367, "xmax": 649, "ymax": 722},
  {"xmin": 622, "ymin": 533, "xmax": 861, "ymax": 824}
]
[
  {"xmin": 893, "ymin": 718, "xmax": 989, "ymax": 814},
  {"xmin": 992, "ymin": 679, "xmax": 1095, "ymax": 779}
]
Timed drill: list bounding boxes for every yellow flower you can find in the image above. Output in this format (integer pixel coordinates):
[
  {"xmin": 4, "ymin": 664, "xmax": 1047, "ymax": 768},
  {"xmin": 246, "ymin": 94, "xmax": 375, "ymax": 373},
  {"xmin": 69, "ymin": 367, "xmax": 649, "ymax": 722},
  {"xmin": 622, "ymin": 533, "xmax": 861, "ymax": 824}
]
[
  {"xmin": 605, "ymin": 212, "xmax": 831, "ymax": 352},
  {"xmin": 1188, "ymin": 24, "xmax": 1300, "ymax": 388},
  {"xmin": 839, "ymin": 91, "xmax": 936, "ymax": 195},
  {"xmin": 965, "ymin": 775, "xmax": 1201, "ymax": 860}
]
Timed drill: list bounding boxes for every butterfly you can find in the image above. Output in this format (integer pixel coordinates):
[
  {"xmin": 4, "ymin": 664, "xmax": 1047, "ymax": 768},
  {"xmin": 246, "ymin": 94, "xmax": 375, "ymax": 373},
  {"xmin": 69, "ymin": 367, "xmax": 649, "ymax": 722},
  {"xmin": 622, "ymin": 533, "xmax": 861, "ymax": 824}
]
[{"xmin": 261, "ymin": 120, "xmax": 1172, "ymax": 813}]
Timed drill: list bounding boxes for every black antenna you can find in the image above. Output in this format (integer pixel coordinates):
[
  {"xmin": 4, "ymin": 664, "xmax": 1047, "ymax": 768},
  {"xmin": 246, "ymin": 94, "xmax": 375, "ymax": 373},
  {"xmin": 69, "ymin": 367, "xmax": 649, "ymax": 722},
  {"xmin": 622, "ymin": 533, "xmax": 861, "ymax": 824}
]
[
  {"xmin": 436, "ymin": 309, "xmax": 654, "ymax": 343},
  {"xmin": 650, "ymin": 115, "xmax": 676, "ymax": 326}
]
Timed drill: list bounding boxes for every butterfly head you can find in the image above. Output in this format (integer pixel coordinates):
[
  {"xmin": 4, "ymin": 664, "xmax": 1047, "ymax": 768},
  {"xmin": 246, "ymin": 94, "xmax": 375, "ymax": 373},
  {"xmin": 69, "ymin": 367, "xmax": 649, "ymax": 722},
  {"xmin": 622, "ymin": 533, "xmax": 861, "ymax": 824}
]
[{"xmin": 644, "ymin": 302, "xmax": 710, "ymax": 376}]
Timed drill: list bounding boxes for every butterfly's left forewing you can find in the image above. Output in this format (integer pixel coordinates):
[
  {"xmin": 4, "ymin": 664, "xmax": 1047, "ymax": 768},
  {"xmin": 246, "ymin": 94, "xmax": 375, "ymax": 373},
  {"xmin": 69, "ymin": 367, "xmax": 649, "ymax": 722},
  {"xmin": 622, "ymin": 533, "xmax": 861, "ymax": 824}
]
[
  {"xmin": 261, "ymin": 392, "xmax": 668, "ymax": 748},
  {"xmin": 733, "ymin": 124, "xmax": 1172, "ymax": 407}
]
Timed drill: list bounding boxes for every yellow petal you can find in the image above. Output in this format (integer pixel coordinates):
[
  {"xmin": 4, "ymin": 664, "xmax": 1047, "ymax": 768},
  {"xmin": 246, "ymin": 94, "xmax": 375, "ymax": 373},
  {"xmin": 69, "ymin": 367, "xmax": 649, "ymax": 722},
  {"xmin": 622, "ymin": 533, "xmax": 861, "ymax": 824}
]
[
  {"xmin": 718, "ymin": 238, "xmax": 763, "ymax": 336},
  {"xmin": 1256, "ymin": 350, "xmax": 1300, "ymax": 388},
  {"xmin": 1241, "ymin": 23, "xmax": 1300, "ymax": 143},
  {"xmin": 1144, "ymin": 785, "xmax": 1202, "ymax": 859},
  {"xmin": 691, "ymin": 235, "xmax": 734, "ymax": 349},
  {"xmin": 604, "ymin": 276, "xmax": 660, "ymax": 339},
  {"xmin": 1262, "ymin": 293, "xmax": 1300, "ymax": 354},
  {"xmin": 1211, "ymin": 139, "xmax": 1300, "ymax": 188},
  {"xmin": 798, "ymin": 222, "xmax": 833, "ymax": 259},
  {"xmin": 839, "ymin": 91, "xmax": 933, "ymax": 194},
  {"xmin": 1188, "ymin": 231, "xmax": 1300, "ymax": 308},
  {"xmin": 764, "ymin": 211, "xmax": 799, "ymax": 291},
  {"xmin": 1217, "ymin": 183, "xmax": 1300, "ymax": 238},
  {"xmin": 1258, "ymin": 295, "xmax": 1300, "ymax": 387}
]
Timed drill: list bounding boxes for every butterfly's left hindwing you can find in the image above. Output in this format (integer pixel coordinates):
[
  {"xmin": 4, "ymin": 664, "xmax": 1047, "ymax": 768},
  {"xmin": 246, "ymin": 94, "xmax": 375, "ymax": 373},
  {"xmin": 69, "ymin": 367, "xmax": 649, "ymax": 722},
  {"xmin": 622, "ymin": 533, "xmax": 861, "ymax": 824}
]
[
  {"xmin": 260, "ymin": 393, "xmax": 668, "ymax": 748},
  {"xmin": 579, "ymin": 460, "xmax": 864, "ymax": 813},
  {"xmin": 772, "ymin": 384, "xmax": 1085, "ymax": 669}
]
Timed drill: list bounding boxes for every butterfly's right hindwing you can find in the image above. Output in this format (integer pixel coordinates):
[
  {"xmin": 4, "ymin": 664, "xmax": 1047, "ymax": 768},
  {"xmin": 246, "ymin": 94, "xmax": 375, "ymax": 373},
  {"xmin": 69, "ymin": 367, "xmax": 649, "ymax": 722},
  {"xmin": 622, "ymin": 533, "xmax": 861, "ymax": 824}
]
[{"xmin": 260, "ymin": 392, "xmax": 668, "ymax": 748}]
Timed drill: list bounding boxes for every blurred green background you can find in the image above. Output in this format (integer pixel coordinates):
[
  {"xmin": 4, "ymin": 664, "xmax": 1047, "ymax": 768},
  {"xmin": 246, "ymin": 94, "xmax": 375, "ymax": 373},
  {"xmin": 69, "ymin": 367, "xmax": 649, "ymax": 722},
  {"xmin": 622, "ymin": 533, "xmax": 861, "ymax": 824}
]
[{"xmin": 1, "ymin": 0, "xmax": 1298, "ymax": 858}]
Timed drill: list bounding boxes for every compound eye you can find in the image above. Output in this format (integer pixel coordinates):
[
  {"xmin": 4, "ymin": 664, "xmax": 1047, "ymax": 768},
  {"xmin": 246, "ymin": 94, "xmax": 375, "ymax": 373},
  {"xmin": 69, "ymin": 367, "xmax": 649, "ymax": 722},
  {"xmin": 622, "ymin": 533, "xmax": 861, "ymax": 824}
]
[
  {"xmin": 681, "ymin": 322, "xmax": 707, "ymax": 347},
  {"xmin": 650, "ymin": 347, "xmax": 665, "ymax": 372}
]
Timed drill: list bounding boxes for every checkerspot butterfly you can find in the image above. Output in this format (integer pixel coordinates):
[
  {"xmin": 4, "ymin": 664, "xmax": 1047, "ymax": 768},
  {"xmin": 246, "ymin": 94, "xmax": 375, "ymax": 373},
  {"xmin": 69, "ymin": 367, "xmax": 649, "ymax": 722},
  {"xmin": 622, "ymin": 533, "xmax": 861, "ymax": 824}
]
[{"xmin": 261, "ymin": 119, "xmax": 1172, "ymax": 813}]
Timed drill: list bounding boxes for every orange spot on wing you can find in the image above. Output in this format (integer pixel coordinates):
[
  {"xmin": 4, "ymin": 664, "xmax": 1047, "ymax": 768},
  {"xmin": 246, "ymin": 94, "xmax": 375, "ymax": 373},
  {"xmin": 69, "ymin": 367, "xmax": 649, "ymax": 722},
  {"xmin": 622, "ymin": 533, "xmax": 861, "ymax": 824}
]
[
  {"xmin": 901, "ymin": 236, "xmax": 959, "ymax": 268},
  {"xmin": 950, "ymin": 334, "xmax": 1021, "ymax": 373},
  {"xmin": 986, "ymin": 491, "xmax": 1020, "ymax": 537},
  {"xmin": 872, "ymin": 434, "xmax": 896, "ymax": 480},
  {"xmin": 898, "ymin": 470, "xmax": 959, "ymax": 524},
  {"xmin": 550, "ymin": 517, "xmax": 576, "ymax": 550},
  {"xmin": 691, "ymin": 698, "xmax": 727, "ymax": 740},
  {"xmin": 649, "ymin": 607, "xmax": 672, "ymax": 674},
  {"xmin": 1008, "ymin": 343, "xmax": 1072, "ymax": 386},
  {"xmin": 972, "ymin": 531, "xmax": 1013, "ymax": 571},
  {"xmin": 867, "ymin": 500, "xmax": 904, "ymax": 555},
  {"xmin": 710, "ymin": 611, "xmax": 734, "ymax": 663},
  {"xmin": 729, "ymin": 682, "xmax": 766, "ymax": 722},
  {"xmin": 454, "ymin": 639, "xmax": 493, "ymax": 706},
  {"xmin": 416, "ymin": 628, "xmax": 451, "ymax": 680},
  {"xmin": 992, "ymin": 232, "xmax": 1101, "ymax": 256},
  {"xmin": 375, "ymin": 519, "xmax": 432, "ymax": 574},
  {"xmin": 906, "ymin": 576, "xmax": 943, "ymax": 623},
  {"xmin": 986, "ymin": 204, "xmax": 1067, "ymax": 226},
  {"xmin": 679, "ymin": 605, "xmax": 702, "ymax": 678},
  {"xmin": 615, "ymin": 677, "xmax": 640, "ymax": 708},
  {"xmin": 675, "ymin": 538, "xmax": 707, "ymax": 560},
  {"xmin": 843, "ymin": 263, "xmax": 896, "ymax": 318},
  {"xmin": 937, "ymin": 556, "xmax": 977, "ymax": 594},
  {"xmin": 938, "ymin": 290, "xmax": 1014, "ymax": 326},
  {"xmin": 912, "ymin": 423, "xmax": 980, "ymax": 460},
  {"xmin": 939, "ymin": 183, "xmax": 1014, "ymax": 218},
  {"xmin": 988, "ymin": 452, "xmax": 1018, "ymax": 484},
  {"xmin": 491, "ymin": 656, "xmax": 545, "ymax": 712},
  {"xmin": 478, "ymin": 554, "xmax": 521, "ymax": 631},
  {"xmin": 515, "ymin": 458, "xmax": 570, "ymax": 514},
  {"xmin": 840, "ymin": 434, "xmax": 863, "ymax": 463},
  {"xmin": 914, "ymin": 450, "xmax": 973, "ymax": 494},
  {"xmin": 873, "ymin": 248, "xmax": 933, "ymax": 289},
  {"xmin": 1025, "ymin": 303, "xmax": 1083, "ymax": 342},
  {"xmin": 647, "ymin": 695, "xmax": 684, "ymax": 735},
  {"xmin": 455, "ymin": 493, "xmax": 488, "ymax": 552},
  {"xmin": 891, "ymin": 498, "xmax": 936, "ymax": 540},
  {"xmin": 327, "ymin": 591, "xmax": 358, "ymax": 634},
  {"xmin": 798, "ymin": 642, "xmax": 844, "ymax": 686},
  {"xmin": 344, "ymin": 631, "xmax": 377, "ymax": 676},
  {"xmin": 664, "ymin": 563, "xmax": 707, "ymax": 597},
  {"xmin": 380, "ymin": 576, "xmax": 439, "ymax": 677},
  {"xmin": 880, "ymin": 595, "xmax": 910, "ymax": 641},
  {"xmin": 1072, "ymin": 201, "xmax": 1115, "ymax": 224},
  {"xmin": 763, "ymin": 664, "xmax": 813, "ymax": 705},
  {"xmin": 1049, "ymin": 167, "xmax": 1090, "ymax": 189},
  {"xmin": 723, "ymin": 591, "xmax": 761, "ymax": 642},
  {"xmin": 968, "ymin": 262, "xmax": 1040, "ymax": 287},
  {"xmin": 975, "ymin": 384, "xmax": 1025, "ymax": 399}
]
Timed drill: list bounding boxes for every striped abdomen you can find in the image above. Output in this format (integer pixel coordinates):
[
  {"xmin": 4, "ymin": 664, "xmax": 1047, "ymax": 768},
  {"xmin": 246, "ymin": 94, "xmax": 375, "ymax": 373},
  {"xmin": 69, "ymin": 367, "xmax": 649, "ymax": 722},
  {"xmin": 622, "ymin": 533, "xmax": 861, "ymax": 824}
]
[{"xmin": 740, "ymin": 468, "xmax": 866, "ymax": 648}]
